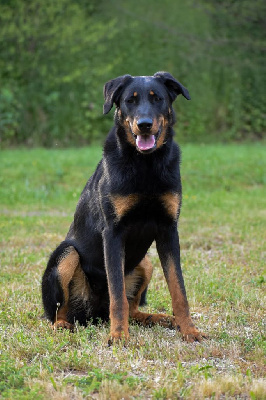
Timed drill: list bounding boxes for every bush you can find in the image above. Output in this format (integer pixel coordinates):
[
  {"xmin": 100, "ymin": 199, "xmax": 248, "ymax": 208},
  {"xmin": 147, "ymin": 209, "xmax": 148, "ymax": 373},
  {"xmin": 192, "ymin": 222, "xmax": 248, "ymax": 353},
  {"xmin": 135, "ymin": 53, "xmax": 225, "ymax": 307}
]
[
  {"xmin": 0, "ymin": 0, "xmax": 116, "ymax": 146},
  {"xmin": 0, "ymin": 0, "xmax": 265, "ymax": 146}
]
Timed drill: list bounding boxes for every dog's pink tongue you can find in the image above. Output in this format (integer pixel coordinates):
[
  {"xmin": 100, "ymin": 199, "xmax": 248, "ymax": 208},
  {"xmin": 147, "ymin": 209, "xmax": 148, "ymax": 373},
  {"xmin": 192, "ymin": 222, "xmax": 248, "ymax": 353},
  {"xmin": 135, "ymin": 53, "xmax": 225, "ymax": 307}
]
[{"xmin": 136, "ymin": 135, "xmax": 155, "ymax": 151}]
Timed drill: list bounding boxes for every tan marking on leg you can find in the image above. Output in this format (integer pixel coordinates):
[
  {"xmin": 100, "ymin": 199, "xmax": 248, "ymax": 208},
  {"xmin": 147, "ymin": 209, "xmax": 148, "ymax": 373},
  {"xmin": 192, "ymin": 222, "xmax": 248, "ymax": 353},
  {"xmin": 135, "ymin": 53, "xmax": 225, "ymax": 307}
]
[
  {"xmin": 160, "ymin": 192, "xmax": 180, "ymax": 220},
  {"xmin": 126, "ymin": 256, "xmax": 153, "ymax": 305},
  {"xmin": 70, "ymin": 264, "xmax": 90, "ymax": 301},
  {"xmin": 54, "ymin": 247, "xmax": 79, "ymax": 329},
  {"xmin": 109, "ymin": 291, "xmax": 129, "ymax": 343},
  {"xmin": 127, "ymin": 257, "xmax": 175, "ymax": 328},
  {"xmin": 168, "ymin": 261, "xmax": 190, "ymax": 323},
  {"xmin": 167, "ymin": 260, "xmax": 206, "ymax": 342},
  {"xmin": 110, "ymin": 194, "xmax": 140, "ymax": 219},
  {"xmin": 57, "ymin": 248, "xmax": 80, "ymax": 305}
]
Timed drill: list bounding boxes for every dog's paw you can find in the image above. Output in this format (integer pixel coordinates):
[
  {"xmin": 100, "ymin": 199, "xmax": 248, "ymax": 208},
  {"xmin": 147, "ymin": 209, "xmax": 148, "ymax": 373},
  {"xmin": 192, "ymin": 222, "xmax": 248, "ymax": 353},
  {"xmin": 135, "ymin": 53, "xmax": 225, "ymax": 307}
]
[
  {"xmin": 108, "ymin": 330, "xmax": 129, "ymax": 346},
  {"xmin": 181, "ymin": 326, "xmax": 208, "ymax": 343},
  {"xmin": 52, "ymin": 319, "xmax": 74, "ymax": 332}
]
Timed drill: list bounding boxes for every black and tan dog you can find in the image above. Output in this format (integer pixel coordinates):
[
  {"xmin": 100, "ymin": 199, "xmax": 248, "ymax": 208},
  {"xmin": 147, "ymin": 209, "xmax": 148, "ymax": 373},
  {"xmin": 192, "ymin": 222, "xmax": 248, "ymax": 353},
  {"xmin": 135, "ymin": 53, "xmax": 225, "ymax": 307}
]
[{"xmin": 42, "ymin": 72, "xmax": 206, "ymax": 343}]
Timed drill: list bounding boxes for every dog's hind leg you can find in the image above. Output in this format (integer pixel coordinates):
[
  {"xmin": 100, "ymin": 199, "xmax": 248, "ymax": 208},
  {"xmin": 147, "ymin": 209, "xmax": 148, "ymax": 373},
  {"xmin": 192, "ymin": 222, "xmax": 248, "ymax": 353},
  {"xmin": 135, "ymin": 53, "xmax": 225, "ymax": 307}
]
[
  {"xmin": 126, "ymin": 256, "xmax": 175, "ymax": 328},
  {"xmin": 42, "ymin": 242, "xmax": 81, "ymax": 330}
]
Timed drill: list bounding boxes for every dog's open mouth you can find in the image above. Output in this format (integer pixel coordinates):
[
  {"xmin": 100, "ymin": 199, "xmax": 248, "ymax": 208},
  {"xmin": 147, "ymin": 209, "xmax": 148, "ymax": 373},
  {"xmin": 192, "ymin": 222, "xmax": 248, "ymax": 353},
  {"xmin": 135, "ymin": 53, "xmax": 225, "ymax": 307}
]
[
  {"xmin": 135, "ymin": 134, "xmax": 155, "ymax": 151},
  {"xmin": 132, "ymin": 130, "xmax": 161, "ymax": 153}
]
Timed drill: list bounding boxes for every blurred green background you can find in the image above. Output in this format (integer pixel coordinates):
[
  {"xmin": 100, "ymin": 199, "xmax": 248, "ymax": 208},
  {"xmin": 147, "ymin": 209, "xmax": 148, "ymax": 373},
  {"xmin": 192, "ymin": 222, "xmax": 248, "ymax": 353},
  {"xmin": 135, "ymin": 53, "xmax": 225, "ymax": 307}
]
[{"xmin": 0, "ymin": 0, "xmax": 265, "ymax": 147}]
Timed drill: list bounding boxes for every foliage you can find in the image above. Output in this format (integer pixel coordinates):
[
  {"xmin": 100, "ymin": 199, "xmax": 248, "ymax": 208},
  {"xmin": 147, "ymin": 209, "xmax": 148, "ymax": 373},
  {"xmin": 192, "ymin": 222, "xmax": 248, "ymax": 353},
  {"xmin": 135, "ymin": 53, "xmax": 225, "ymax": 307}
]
[
  {"xmin": 204, "ymin": 0, "xmax": 266, "ymax": 139},
  {"xmin": 0, "ymin": 0, "xmax": 116, "ymax": 147},
  {"xmin": 0, "ymin": 0, "xmax": 265, "ymax": 146}
]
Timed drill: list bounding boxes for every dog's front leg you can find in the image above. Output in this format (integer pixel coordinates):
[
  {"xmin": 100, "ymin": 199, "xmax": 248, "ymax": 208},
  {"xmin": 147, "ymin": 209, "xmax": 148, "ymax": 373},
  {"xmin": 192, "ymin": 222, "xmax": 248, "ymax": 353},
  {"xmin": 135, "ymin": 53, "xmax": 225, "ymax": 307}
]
[
  {"xmin": 103, "ymin": 227, "xmax": 129, "ymax": 343},
  {"xmin": 156, "ymin": 225, "xmax": 206, "ymax": 342}
]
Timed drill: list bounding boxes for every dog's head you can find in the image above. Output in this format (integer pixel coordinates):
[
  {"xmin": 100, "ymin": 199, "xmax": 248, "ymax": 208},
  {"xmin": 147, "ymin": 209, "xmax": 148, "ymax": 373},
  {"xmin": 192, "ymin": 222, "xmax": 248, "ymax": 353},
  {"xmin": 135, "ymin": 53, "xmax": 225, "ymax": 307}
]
[{"xmin": 103, "ymin": 72, "xmax": 190, "ymax": 154}]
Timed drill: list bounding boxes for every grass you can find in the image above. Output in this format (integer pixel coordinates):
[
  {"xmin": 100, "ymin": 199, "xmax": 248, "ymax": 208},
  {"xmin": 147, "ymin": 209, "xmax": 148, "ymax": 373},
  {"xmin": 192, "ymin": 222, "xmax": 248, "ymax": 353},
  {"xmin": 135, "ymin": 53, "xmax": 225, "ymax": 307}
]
[{"xmin": 0, "ymin": 143, "xmax": 265, "ymax": 399}]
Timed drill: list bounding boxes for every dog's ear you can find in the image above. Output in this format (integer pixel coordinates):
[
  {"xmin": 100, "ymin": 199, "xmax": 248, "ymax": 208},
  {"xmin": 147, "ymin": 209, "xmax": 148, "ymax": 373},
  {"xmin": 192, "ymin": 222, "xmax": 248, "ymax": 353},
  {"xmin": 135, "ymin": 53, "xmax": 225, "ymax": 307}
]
[
  {"xmin": 103, "ymin": 74, "xmax": 133, "ymax": 114},
  {"xmin": 154, "ymin": 71, "xmax": 191, "ymax": 101}
]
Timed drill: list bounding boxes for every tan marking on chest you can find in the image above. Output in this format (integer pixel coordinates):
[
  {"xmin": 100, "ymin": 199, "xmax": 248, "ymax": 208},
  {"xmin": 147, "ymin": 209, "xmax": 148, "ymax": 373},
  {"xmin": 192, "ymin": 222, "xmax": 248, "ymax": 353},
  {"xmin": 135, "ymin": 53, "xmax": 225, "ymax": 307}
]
[
  {"xmin": 160, "ymin": 192, "xmax": 180, "ymax": 220},
  {"xmin": 110, "ymin": 194, "xmax": 140, "ymax": 219}
]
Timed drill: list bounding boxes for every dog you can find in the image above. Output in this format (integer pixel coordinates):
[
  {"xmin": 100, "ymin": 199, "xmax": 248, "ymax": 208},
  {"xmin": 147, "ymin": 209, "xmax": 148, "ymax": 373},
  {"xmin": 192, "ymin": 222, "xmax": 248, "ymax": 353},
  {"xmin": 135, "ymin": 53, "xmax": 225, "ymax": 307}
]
[{"xmin": 42, "ymin": 71, "xmax": 206, "ymax": 343}]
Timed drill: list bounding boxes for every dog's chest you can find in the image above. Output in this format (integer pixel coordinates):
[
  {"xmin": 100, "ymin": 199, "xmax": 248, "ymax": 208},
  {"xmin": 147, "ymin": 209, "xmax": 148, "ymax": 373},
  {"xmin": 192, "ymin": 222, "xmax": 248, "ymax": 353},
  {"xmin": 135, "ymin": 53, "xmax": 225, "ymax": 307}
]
[{"xmin": 110, "ymin": 191, "xmax": 180, "ymax": 223}]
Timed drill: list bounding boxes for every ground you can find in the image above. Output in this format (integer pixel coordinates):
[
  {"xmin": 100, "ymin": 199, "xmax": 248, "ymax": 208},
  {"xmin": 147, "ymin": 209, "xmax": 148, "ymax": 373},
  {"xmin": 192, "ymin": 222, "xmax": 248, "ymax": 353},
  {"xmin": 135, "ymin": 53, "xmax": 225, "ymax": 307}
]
[{"xmin": 0, "ymin": 144, "xmax": 265, "ymax": 399}]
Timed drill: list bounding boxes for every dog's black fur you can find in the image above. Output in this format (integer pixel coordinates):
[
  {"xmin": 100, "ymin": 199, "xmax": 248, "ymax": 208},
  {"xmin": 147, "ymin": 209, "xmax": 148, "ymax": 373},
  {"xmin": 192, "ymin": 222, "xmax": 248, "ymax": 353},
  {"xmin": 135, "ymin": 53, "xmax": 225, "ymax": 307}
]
[{"xmin": 42, "ymin": 72, "xmax": 205, "ymax": 342}]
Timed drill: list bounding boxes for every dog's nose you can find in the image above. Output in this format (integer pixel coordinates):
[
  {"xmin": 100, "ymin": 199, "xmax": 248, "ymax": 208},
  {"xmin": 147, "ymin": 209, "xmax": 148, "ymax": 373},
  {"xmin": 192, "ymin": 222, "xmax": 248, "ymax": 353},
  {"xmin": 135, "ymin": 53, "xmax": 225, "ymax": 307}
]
[{"xmin": 137, "ymin": 118, "xmax": 153, "ymax": 132}]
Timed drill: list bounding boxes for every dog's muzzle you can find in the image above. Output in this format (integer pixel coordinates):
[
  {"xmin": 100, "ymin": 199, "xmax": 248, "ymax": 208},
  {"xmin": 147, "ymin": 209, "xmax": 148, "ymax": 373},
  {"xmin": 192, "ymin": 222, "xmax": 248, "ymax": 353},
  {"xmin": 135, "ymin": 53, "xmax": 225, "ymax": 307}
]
[{"xmin": 130, "ymin": 120, "xmax": 162, "ymax": 153}]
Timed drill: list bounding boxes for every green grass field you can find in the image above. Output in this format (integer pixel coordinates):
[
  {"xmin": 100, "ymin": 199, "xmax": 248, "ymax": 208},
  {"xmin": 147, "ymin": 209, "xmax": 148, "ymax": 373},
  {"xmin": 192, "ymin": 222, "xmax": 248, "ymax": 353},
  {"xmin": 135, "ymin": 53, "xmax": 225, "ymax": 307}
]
[{"xmin": 0, "ymin": 144, "xmax": 265, "ymax": 399}]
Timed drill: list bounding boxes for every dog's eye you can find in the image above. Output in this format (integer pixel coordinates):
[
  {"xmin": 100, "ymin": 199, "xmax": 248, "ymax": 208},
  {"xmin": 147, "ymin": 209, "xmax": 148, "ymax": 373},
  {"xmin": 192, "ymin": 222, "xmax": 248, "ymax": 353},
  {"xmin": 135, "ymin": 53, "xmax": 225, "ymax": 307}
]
[
  {"xmin": 154, "ymin": 96, "xmax": 162, "ymax": 102},
  {"xmin": 126, "ymin": 98, "xmax": 135, "ymax": 104}
]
